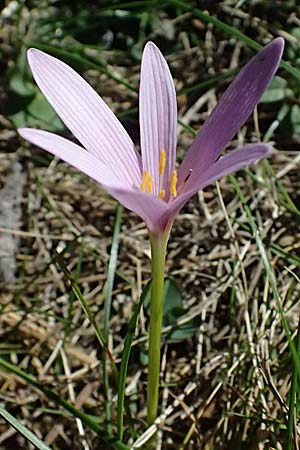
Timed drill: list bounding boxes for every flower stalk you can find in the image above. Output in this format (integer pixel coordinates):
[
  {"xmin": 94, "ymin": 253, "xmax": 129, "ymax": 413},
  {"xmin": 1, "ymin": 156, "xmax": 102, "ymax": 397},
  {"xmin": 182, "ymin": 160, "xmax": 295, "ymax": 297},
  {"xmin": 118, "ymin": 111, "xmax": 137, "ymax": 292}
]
[{"xmin": 147, "ymin": 231, "xmax": 169, "ymax": 425}]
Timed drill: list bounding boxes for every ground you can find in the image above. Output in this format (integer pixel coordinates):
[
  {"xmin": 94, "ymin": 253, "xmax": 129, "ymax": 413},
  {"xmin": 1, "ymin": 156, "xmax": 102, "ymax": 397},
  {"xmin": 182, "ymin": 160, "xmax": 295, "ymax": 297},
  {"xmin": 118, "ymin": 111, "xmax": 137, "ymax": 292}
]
[{"xmin": 0, "ymin": 1, "xmax": 300, "ymax": 449}]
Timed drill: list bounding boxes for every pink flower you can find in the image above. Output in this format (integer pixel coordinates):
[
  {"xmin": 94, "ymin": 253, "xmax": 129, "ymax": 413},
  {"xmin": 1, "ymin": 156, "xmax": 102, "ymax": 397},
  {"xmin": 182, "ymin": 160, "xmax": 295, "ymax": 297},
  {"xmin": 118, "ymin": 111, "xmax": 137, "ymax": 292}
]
[{"xmin": 18, "ymin": 39, "xmax": 284, "ymax": 234}]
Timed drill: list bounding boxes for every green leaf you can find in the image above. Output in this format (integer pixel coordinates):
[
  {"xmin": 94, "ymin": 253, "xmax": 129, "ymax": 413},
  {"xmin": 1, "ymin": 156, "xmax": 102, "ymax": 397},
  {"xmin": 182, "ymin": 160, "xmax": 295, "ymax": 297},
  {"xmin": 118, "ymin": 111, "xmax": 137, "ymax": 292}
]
[
  {"xmin": 9, "ymin": 92, "xmax": 64, "ymax": 131},
  {"xmin": 9, "ymin": 47, "xmax": 36, "ymax": 97},
  {"xmin": 166, "ymin": 320, "xmax": 200, "ymax": 343},
  {"xmin": 260, "ymin": 76, "xmax": 293, "ymax": 103},
  {"xmin": 290, "ymin": 104, "xmax": 300, "ymax": 134},
  {"xmin": 28, "ymin": 92, "xmax": 63, "ymax": 125},
  {"xmin": 163, "ymin": 277, "xmax": 182, "ymax": 318},
  {"xmin": 0, "ymin": 404, "xmax": 52, "ymax": 450},
  {"xmin": 144, "ymin": 278, "xmax": 200, "ymax": 343},
  {"xmin": 9, "ymin": 68, "xmax": 36, "ymax": 97},
  {"xmin": 162, "ymin": 278, "xmax": 199, "ymax": 343},
  {"xmin": 117, "ymin": 281, "xmax": 151, "ymax": 440}
]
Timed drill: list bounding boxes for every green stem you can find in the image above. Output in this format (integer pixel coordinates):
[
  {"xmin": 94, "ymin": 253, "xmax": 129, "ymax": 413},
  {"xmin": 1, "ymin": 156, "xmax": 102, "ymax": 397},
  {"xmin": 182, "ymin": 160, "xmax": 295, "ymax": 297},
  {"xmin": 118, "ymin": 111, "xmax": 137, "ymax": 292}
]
[
  {"xmin": 287, "ymin": 318, "xmax": 300, "ymax": 450},
  {"xmin": 147, "ymin": 231, "xmax": 169, "ymax": 425}
]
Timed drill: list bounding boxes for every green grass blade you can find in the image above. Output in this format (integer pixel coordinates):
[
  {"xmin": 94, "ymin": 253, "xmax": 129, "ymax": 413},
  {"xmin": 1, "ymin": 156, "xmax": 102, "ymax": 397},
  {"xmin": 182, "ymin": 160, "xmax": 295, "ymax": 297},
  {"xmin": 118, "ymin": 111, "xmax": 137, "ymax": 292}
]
[
  {"xmin": 177, "ymin": 68, "xmax": 237, "ymax": 96},
  {"xmin": 104, "ymin": 205, "xmax": 123, "ymax": 338},
  {"xmin": 64, "ymin": 243, "xmax": 83, "ymax": 340},
  {"xmin": 229, "ymin": 174, "xmax": 300, "ymax": 380},
  {"xmin": 262, "ymin": 160, "xmax": 300, "ymax": 216},
  {"xmin": 54, "ymin": 252, "xmax": 118, "ymax": 378},
  {"xmin": 287, "ymin": 319, "xmax": 300, "ymax": 450},
  {"xmin": 0, "ymin": 404, "xmax": 52, "ymax": 450},
  {"xmin": 117, "ymin": 281, "xmax": 151, "ymax": 440},
  {"xmin": 103, "ymin": 204, "xmax": 123, "ymax": 433},
  {"xmin": 97, "ymin": 0, "xmax": 159, "ymax": 11},
  {"xmin": 0, "ymin": 357, "xmax": 130, "ymax": 450},
  {"xmin": 169, "ymin": 0, "xmax": 300, "ymax": 80},
  {"xmin": 271, "ymin": 243, "xmax": 300, "ymax": 266}
]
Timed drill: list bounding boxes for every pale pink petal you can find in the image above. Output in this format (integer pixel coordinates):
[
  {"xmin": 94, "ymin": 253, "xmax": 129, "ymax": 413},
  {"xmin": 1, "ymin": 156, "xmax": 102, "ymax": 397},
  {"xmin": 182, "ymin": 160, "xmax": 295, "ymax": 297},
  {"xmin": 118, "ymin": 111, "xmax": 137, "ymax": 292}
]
[
  {"xmin": 18, "ymin": 128, "xmax": 129, "ymax": 189},
  {"xmin": 164, "ymin": 144, "xmax": 272, "ymax": 230},
  {"xmin": 18, "ymin": 128, "xmax": 167, "ymax": 231},
  {"xmin": 106, "ymin": 187, "xmax": 168, "ymax": 232},
  {"xmin": 27, "ymin": 49, "xmax": 142, "ymax": 187},
  {"xmin": 178, "ymin": 38, "xmax": 284, "ymax": 185},
  {"xmin": 139, "ymin": 42, "xmax": 177, "ymax": 197}
]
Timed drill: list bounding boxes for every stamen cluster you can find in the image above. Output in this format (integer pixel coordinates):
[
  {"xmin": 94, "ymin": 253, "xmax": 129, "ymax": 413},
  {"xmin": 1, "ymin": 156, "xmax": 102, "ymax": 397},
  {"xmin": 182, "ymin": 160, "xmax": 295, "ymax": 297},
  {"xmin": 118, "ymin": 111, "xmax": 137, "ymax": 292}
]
[{"xmin": 140, "ymin": 149, "xmax": 178, "ymax": 202}]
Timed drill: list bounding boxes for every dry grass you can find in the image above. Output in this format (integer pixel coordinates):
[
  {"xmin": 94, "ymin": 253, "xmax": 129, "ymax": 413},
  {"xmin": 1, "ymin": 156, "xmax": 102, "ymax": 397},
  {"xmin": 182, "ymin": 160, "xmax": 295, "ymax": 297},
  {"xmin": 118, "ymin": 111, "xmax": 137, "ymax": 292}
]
[
  {"xmin": 1, "ymin": 2, "xmax": 300, "ymax": 449},
  {"xmin": 1, "ymin": 140, "xmax": 300, "ymax": 449}
]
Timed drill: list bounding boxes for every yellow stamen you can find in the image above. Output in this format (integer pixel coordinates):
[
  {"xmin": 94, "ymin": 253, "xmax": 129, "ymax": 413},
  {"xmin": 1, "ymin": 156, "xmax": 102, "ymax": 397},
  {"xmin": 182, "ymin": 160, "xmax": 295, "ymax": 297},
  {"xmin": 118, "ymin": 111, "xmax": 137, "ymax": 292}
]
[
  {"xmin": 147, "ymin": 173, "xmax": 153, "ymax": 193},
  {"xmin": 159, "ymin": 189, "xmax": 165, "ymax": 199},
  {"xmin": 141, "ymin": 171, "xmax": 153, "ymax": 193},
  {"xmin": 170, "ymin": 170, "xmax": 178, "ymax": 198},
  {"xmin": 159, "ymin": 149, "xmax": 166, "ymax": 175}
]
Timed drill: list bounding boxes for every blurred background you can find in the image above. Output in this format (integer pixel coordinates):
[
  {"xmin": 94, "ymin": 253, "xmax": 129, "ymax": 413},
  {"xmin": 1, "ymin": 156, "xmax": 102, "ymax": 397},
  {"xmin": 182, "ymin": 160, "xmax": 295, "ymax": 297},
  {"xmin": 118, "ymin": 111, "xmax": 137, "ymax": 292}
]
[{"xmin": 1, "ymin": 1, "xmax": 300, "ymax": 449}]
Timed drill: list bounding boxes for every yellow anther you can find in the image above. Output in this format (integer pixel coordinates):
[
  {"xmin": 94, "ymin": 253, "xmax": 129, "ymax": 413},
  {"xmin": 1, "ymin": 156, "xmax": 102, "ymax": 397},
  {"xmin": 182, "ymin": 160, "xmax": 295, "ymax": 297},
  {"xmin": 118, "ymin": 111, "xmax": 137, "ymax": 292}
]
[
  {"xmin": 141, "ymin": 171, "xmax": 148, "ymax": 192},
  {"xmin": 170, "ymin": 170, "xmax": 178, "ymax": 198},
  {"xmin": 147, "ymin": 173, "xmax": 153, "ymax": 193},
  {"xmin": 159, "ymin": 149, "xmax": 166, "ymax": 175},
  {"xmin": 159, "ymin": 189, "xmax": 165, "ymax": 200},
  {"xmin": 141, "ymin": 171, "xmax": 153, "ymax": 194}
]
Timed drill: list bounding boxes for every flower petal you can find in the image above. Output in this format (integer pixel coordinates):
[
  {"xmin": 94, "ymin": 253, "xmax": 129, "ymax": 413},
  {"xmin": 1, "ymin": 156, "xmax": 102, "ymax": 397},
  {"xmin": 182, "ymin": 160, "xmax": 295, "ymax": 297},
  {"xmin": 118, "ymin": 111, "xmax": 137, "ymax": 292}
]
[
  {"xmin": 165, "ymin": 144, "xmax": 272, "ymax": 228},
  {"xmin": 27, "ymin": 48, "xmax": 142, "ymax": 186},
  {"xmin": 18, "ymin": 128, "xmax": 168, "ymax": 231},
  {"xmin": 18, "ymin": 128, "xmax": 129, "ymax": 189},
  {"xmin": 178, "ymin": 38, "xmax": 284, "ymax": 185},
  {"xmin": 139, "ymin": 42, "xmax": 177, "ymax": 196},
  {"xmin": 106, "ymin": 187, "xmax": 168, "ymax": 232}
]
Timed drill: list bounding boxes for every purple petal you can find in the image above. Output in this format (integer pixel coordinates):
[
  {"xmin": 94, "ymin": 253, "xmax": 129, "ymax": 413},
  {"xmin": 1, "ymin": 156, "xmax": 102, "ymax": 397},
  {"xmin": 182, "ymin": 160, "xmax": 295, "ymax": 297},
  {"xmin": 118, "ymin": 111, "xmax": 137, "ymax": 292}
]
[
  {"xmin": 139, "ymin": 42, "xmax": 177, "ymax": 196},
  {"xmin": 18, "ymin": 128, "xmax": 168, "ymax": 232},
  {"xmin": 165, "ymin": 144, "xmax": 272, "ymax": 228},
  {"xmin": 27, "ymin": 49, "xmax": 142, "ymax": 187},
  {"xmin": 178, "ymin": 38, "xmax": 284, "ymax": 185},
  {"xmin": 18, "ymin": 128, "xmax": 130, "ymax": 189},
  {"xmin": 106, "ymin": 187, "xmax": 168, "ymax": 232}
]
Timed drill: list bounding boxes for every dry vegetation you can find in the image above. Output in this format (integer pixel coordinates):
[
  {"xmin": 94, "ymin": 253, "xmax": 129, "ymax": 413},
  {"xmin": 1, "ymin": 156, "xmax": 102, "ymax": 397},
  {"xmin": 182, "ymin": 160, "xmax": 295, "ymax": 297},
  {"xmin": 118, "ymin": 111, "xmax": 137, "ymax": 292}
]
[{"xmin": 1, "ymin": 1, "xmax": 300, "ymax": 449}]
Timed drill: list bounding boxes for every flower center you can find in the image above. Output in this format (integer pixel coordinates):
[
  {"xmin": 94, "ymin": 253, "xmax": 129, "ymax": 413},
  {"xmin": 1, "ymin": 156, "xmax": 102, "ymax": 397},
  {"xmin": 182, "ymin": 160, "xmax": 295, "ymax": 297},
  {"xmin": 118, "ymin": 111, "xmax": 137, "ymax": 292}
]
[{"xmin": 140, "ymin": 149, "xmax": 178, "ymax": 201}]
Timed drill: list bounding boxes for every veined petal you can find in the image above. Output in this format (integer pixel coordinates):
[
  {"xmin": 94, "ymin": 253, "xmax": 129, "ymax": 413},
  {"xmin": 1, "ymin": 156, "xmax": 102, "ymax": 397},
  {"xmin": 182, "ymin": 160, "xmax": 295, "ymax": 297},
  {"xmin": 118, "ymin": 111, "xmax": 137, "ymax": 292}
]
[
  {"xmin": 139, "ymin": 42, "xmax": 177, "ymax": 197},
  {"xmin": 106, "ymin": 187, "xmax": 168, "ymax": 232},
  {"xmin": 18, "ymin": 128, "xmax": 168, "ymax": 232},
  {"xmin": 165, "ymin": 144, "xmax": 272, "ymax": 228},
  {"xmin": 27, "ymin": 49, "xmax": 142, "ymax": 187},
  {"xmin": 18, "ymin": 128, "xmax": 129, "ymax": 189},
  {"xmin": 178, "ymin": 38, "xmax": 284, "ymax": 185}
]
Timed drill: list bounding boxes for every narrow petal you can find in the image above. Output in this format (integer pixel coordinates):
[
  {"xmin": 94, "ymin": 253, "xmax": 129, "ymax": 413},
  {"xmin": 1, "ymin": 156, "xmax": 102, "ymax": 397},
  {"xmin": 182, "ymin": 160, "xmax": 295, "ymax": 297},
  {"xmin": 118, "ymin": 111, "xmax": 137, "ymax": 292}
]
[
  {"xmin": 18, "ymin": 128, "xmax": 129, "ymax": 189},
  {"xmin": 139, "ymin": 42, "xmax": 177, "ymax": 196},
  {"xmin": 178, "ymin": 38, "xmax": 284, "ymax": 185},
  {"xmin": 106, "ymin": 187, "xmax": 168, "ymax": 232},
  {"xmin": 165, "ymin": 144, "xmax": 272, "ymax": 228},
  {"xmin": 27, "ymin": 49, "xmax": 142, "ymax": 186},
  {"xmin": 18, "ymin": 128, "xmax": 168, "ymax": 231}
]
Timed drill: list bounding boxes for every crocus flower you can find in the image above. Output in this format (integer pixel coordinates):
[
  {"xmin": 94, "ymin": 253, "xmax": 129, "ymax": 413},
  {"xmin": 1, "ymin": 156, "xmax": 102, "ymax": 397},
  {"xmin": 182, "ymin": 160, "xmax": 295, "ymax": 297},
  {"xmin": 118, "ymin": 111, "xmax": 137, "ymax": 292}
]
[
  {"xmin": 18, "ymin": 39, "xmax": 285, "ymax": 430},
  {"xmin": 18, "ymin": 39, "xmax": 284, "ymax": 235}
]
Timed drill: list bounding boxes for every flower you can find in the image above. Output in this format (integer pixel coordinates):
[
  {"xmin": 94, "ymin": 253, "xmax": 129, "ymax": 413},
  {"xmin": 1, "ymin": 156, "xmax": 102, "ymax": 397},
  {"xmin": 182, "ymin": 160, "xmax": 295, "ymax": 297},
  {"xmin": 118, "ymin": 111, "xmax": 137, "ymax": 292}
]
[{"xmin": 18, "ymin": 38, "xmax": 284, "ymax": 234}]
